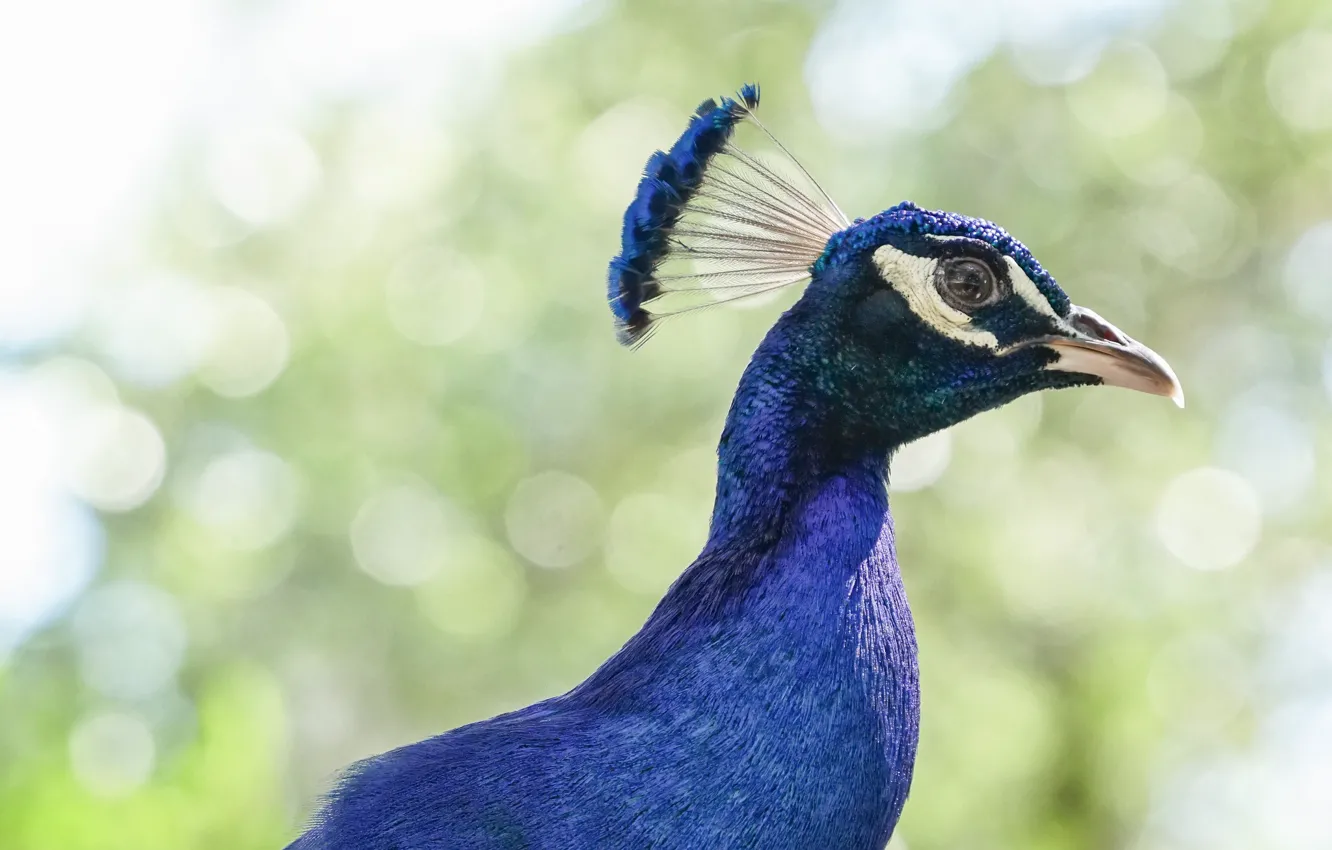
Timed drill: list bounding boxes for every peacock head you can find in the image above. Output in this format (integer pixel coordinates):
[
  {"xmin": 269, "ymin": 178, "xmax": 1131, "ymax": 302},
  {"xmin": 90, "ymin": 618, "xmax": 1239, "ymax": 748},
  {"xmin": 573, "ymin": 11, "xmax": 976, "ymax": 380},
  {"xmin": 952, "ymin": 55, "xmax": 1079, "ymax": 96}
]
[
  {"xmin": 784, "ymin": 201, "xmax": 1182, "ymax": 446},
  {"xmin": 607, "ymin": 85, "xmax": 1181, "ymax": 449}
]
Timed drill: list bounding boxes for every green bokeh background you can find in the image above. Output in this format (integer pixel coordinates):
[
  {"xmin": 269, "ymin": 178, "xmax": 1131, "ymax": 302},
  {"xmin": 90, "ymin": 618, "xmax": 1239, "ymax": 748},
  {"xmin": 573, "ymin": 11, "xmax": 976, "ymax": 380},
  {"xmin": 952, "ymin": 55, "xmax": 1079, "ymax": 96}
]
[{"xmin": 4, "ymin": 0, "xmax": 1332, "ymax": 847}]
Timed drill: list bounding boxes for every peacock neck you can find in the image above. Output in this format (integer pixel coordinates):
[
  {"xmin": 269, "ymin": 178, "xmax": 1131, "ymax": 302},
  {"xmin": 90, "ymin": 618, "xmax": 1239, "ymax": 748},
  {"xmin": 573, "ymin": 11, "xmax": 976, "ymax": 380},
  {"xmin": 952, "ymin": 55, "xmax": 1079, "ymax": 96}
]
[
  {"xmin": 578, "ymin": 304, "xmax": 920, "ymax": 844},
  {"xmin": 707, "ymin": 303, "xmax": 893, "ymax": 554}
]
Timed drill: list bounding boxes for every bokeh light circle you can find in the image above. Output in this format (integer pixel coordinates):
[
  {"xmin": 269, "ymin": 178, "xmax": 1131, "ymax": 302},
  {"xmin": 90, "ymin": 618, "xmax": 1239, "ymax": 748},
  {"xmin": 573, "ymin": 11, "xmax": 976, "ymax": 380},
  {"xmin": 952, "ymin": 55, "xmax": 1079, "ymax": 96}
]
[
  {"xmin": 1155, "ymin": 467, "xmax": 1261, "ymax": 570},
  {"xmin": 68, "ymin": 711, "xmax": 156, "ymax": 798},
  {"xmin": 1067, "ymin": 43, "xmax": 1168, "ymax": 138},
  {"xmin": 351, "ymin": 482, "xmax": 456, "ymax": 586},
  {"xmin": 207, "ymin": 127, "xmax": 321, "ymax": 227},
  {"xmin": 385, "ymin": 247, "xmax": 486, "ymax": 346},
  {"xmin": 416, "ymin": 535, "xmax": 528, "ymax": 641},
  {"xmin": 1266, "ymin": 30, "xmax": 1332, "ymax": 132},
  {"xmin": 198, "ymin": 287, "xmax": 291, "ymax": 398},
  {"xmin": 1283, "ymin": 221, "xmax": 1332, "ymax": 322},
  {"xmin": 187, "ymin": 448, "xmax": 301, "ymax": 550},
  {"xmin": 65, "ymin": 406, "xmax": 167, "ymax": 512},
  {"xmin": 505, "ymin": 470, "xmax": 605, "ymax": 569},
  {"xmin": 891, "ymin": 430, "xmax": 953, "ymax": 492}
]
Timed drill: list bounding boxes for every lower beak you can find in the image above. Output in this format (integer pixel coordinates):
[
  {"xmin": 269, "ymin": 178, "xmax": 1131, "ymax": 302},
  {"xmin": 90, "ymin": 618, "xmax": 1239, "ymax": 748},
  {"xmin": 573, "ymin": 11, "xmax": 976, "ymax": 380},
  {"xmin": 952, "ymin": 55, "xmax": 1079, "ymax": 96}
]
[{"xmin": 1024, "ymin": 306, "xmax": 1184, "ymax": 408}]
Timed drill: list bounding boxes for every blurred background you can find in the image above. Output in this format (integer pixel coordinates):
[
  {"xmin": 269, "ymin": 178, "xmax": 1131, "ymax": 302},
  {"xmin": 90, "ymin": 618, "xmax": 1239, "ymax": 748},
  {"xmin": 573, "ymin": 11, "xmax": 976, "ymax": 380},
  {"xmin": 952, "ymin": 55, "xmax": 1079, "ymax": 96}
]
[{"xmin": 2, "ymin": 0, "xmax": 1330, "ymax": 847}]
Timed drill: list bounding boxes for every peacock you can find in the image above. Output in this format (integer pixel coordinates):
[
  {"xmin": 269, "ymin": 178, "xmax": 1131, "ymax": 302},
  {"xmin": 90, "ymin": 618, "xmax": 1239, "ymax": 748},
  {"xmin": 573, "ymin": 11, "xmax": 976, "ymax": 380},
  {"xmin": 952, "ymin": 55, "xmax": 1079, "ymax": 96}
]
[{"xmin": 288, "ymin": 84, "xmax": 1182, "ymax": 850}]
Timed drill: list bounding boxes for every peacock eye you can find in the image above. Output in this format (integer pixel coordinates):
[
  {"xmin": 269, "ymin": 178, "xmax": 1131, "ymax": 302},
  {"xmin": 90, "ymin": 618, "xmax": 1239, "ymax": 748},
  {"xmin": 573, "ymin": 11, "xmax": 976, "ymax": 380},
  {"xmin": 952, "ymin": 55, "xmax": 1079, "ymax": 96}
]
[{"xmin": 935, "ymin": 257, "xmax": 1000, "ymax": 313}]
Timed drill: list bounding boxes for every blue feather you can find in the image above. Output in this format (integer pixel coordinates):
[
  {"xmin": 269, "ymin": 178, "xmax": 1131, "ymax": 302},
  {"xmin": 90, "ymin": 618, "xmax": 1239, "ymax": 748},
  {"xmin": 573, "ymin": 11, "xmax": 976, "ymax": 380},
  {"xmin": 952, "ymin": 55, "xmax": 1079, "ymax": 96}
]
[{"xmin": 607, "ymin": 85, "xmax": 762, "ymax": 345}]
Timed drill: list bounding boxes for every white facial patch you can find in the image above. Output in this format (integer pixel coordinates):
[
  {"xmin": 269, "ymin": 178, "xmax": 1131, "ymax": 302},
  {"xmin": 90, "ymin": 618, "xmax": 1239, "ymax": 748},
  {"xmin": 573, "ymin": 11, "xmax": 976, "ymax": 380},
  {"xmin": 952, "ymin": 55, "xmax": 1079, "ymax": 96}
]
[
  {"xmin": 872, "ymin": 242, "xmax": 999, "ymax": 350},
  {"xmin": 1002, "ymin": 256, "xmax": 1062, "ymax": 322},
  {"xmin": 871, "ymin": 236, "xmax": 1067, "ymax": 351}
]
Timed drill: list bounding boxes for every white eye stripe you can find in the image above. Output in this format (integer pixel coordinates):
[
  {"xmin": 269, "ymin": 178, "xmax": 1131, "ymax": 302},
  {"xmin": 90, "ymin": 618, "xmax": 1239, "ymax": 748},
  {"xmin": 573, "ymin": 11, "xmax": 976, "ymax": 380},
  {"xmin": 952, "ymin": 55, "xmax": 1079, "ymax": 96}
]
[
  {"xmin": 1002, "ymin": 256, "xmax": 1062, "ymax": 322},
  {"xmin": 871, "ymin": 244, "xmax": 1000, "ymax": 350}
]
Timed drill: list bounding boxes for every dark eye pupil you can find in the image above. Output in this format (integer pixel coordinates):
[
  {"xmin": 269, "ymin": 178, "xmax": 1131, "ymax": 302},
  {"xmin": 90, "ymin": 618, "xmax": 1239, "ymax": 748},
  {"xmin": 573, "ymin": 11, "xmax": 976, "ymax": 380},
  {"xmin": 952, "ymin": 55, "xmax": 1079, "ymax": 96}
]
[
  {"xmin": 939, "ymin": 258, "xmax": 997, "ymax": 310},
  {"xmin": 953, "ymin": 268, "xmax": 984, "ymax": 295}
]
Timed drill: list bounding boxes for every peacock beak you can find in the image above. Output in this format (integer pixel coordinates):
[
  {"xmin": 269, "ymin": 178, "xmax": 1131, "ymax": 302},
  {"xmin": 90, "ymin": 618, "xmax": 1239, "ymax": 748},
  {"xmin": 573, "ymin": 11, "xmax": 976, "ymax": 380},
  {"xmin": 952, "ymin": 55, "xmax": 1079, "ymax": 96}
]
[{"xmin": 1038, "ymin": 305, "xmax": 1184, "ymax": 408}]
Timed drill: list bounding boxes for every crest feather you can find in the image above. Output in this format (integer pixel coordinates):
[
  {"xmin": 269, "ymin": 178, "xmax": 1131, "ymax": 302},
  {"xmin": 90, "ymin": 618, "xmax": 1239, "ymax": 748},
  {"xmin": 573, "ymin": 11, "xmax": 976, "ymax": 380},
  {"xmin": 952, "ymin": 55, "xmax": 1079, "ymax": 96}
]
[{"xmin": 607, "ymin": 84, "xmax": 848, "ymax": 347}]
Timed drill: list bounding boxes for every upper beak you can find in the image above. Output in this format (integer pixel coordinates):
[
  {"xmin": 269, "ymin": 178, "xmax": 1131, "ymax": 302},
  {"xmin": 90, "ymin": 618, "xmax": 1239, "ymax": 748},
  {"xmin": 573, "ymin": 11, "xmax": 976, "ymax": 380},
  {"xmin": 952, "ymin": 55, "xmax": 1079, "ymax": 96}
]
[{"xmin": 1025, "ymin": 306, "xmax": 1185, "ymax": 408}]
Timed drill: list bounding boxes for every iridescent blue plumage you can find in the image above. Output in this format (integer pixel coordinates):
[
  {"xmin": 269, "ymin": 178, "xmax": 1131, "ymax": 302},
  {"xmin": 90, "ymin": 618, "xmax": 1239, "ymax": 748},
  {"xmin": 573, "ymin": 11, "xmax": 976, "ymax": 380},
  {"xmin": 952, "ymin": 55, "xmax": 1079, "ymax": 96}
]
[
  {"xmin": 289, "ymin": 83, "xmax": 1181, "ymax": 850},
  {"xmin": 608, "ymin": 84, "xmax": 760, "ymax": 344}
]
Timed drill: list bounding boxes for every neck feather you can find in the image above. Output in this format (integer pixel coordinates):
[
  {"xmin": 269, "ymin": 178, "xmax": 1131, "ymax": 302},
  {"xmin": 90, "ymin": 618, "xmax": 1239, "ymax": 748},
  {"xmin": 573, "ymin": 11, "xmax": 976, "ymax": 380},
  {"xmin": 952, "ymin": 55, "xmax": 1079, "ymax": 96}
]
[
  {"xmin": 577, "ymin": 309, "xmax": 920, "ymax": 841},
  {"xmin": 708, "ymin": 304, "xmax": 891, "ymax": 551}
]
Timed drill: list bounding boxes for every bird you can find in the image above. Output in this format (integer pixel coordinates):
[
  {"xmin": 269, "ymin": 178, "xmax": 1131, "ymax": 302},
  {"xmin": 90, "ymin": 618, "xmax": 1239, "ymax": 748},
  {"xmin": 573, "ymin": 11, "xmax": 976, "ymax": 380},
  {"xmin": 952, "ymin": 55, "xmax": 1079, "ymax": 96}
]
[{"xmin": 288, "ymin": 84, "xmax": 1182, "ymax": 850}]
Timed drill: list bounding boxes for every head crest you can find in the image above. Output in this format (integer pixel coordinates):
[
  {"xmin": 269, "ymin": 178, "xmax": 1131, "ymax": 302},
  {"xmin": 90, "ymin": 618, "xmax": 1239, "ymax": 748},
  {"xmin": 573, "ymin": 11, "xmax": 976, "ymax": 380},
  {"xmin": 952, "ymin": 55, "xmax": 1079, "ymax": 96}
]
[{"xmin": 606, "ymin": 84, "xmax": 848, "ymax": 346}]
